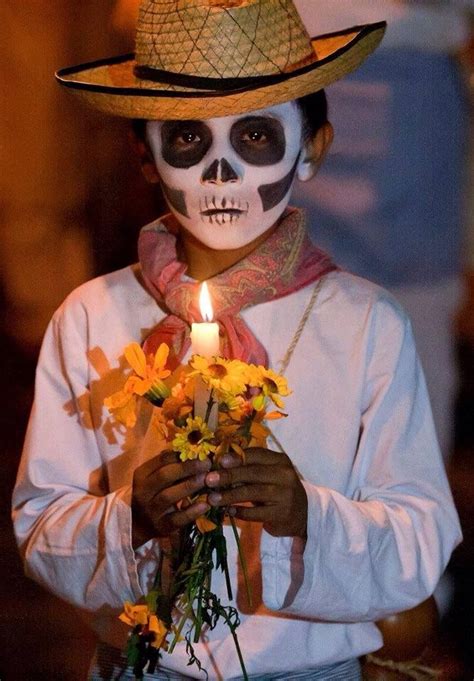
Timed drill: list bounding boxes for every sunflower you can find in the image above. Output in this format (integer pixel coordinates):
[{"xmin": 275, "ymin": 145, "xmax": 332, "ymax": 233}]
[
  {"xmin": 172, "ymin": 416, "xmax": 216, "ymax": 462},
  {"xmin": 190, "ymin": 356, "xmax": 248, "ymax": 396},
  {"xmin": 250, "ymin": 366, "xmax": 291, "ymax": 410}
]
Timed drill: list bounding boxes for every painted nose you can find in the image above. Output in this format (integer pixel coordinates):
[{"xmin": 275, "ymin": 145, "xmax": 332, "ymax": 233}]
[{"xmin": 201, "ymin": 158, "xmax": 239, "ymax": 184}]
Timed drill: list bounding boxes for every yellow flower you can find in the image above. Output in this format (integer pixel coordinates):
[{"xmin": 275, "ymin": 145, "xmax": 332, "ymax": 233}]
[
  {"xmin": 148, "ymin": 614, "xmax": 169, "ymax": 649},
  {"xmin": 219, "ymin": 393, "xmax": 244, "ymax": 413},
  {"xmin": 162, "ymin": 394, "xmax": 193, "ymax": 424},
  {"xmin": 104, "ymin": 342, "xmax": 173, "ymax": 425},
  {"xmin": 190, "ymin": 356, "xmax": 248, "ymax": 395},
  {"xmin": 191, "ymin": 496, "xmax": 217, "ymax": 534},
  {"xmin": 119, "ymin": 601, "xmax": 151, "ymax": 628},
  {"xmin": 172, "ymin": 416, "xmax": 216, "ymax": 462},
  {"xmin": 119, "ymin": 602, "xmax": 169, "ymax": 649},
  {"xmin": 250, "ymin": 367, "xmax": 291, "ymax": 410},
  {"xmin": 124, "ymin": 342, "xmax": 171, "ymax": 403},
  {"xmin": 215, "ymin": 431, "xmax": 247, "ymax": 464}
]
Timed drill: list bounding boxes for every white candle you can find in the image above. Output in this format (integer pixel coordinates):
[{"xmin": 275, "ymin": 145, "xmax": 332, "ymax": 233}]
[
  {"xmin": 190, "ymin": 282, "xmax": 220, "ymax": 357},
  {"xmin": 191, "ymin": 282, "xmax": 219, "ymax": 427}
]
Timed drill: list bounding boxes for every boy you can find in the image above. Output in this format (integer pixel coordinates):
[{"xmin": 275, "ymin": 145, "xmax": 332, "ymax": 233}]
[{"xmin": 13, "ymin": 1, "xmax": 461, "ymax": 679}]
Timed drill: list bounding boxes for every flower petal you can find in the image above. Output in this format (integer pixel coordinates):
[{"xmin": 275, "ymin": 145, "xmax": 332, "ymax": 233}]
[
  {"xmin": 153, "ymin": 343, "xmax": 170, "ymax": 372},
  {"xmin": 124, "ymin": 342, "xmax": 147, "ymax": 378},
  {"xmin": 196, "ymin": 515, "xmax": 217, "ymax": 533},
  {"xmin": 252, "ymin": 394, "xmax": 265, "ymax": 411},
  {"xmin": 265, "ymin": 411, "xmax": 287, "ymax": 420},
  {"xmin": 127, "ymin": 375, "xmax": 150, "ymax": 396}
]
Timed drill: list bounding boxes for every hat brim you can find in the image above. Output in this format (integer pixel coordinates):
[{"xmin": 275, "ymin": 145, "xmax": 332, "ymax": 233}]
[{"xmin": 56, "ymin": 22, "xmax": 386, "ymax": 119}]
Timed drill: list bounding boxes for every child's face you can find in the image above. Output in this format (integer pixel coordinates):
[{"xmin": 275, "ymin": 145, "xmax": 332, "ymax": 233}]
[{"xmin": 146, "ymin": 101, "xmax": 305, "ymax": 250}]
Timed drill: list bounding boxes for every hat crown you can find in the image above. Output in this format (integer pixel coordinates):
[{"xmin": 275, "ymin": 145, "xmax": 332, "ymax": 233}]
[{"xmin": 135, "ymin": 0, "xmax": 315, "ymax": 79}]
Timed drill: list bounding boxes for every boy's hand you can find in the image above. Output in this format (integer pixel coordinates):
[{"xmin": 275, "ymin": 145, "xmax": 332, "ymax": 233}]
[
  {"xmin": 131, "ymin": 450, "xmax": 211, "ymax": 549},
  {"xmin": 205, "ymin": 448, "xmax": 308, "ymax": 539}
]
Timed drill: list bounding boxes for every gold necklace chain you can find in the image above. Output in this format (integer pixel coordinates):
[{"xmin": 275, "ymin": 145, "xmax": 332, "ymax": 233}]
[
  {"xmin": 277, "ymin": 277, "xmax": 323, "ymax": 375},
  {"xmin": 270, "ymin": 278, "xmax": 324, "ymax": 454}
]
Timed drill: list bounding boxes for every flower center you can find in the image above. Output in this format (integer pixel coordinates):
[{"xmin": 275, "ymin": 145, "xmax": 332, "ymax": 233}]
[
  {"xmin": 188, "ymin": 429, "xmax": 202, "ymax": 445},
  {"xmin": 263, "ymin": 377, "xmax": 278, "ymax": 393},
  {"xmin": 209, "ymin": 363, "xmax": 227, "ymax": 379}
]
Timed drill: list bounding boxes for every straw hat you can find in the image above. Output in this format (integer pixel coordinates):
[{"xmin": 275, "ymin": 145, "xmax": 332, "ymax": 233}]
[{"xmin": 56, "ymin": 0, "xmax": 386, "ymax": 120}]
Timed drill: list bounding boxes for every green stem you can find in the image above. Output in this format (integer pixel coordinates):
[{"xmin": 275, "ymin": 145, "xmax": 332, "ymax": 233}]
[
  {"xmin": 229, "ymin": 627, "xmax": 249, "ymax": 681},
  {"xmin": 193, "ymin": 583, "xmax": 204, "ymax": 643},
  {"xmin": 220, "ymin": 528, "xmax": 233, "ymax": 601},
  {"xmin": 152, "ymin": 549, "xmax": 164, "ymax": 591},
  {"xmin": 169, "ymin": 532, "xmax": 211, "ymax": 651},
  {"xmin": 229, "ymin": 515, "xmax": 253, "ymax": 609},
  {"xmin": 204, "ymin": 388, "xmax": 215, "ymax": 425},
  {"xmin": 168, "ymin": 601, "xmax": 193, "ymax": 654}
]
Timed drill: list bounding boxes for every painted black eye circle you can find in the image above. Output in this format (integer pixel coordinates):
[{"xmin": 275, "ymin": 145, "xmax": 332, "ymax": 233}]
[
  {"xmin": 161, "ymin": 121, "xmax": 212, "ymax": 168},
  {"xmin": 230, "ymin": 116, "xmax": 286, "ymax": 166}
]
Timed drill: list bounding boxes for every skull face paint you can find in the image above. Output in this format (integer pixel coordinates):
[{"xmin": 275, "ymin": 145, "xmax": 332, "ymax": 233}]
[{"xmin": 146, "ymin": 101, "xmax": 304, "ymax": 250}]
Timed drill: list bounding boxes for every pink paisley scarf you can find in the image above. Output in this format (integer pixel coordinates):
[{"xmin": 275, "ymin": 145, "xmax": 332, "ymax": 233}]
[{"xmin": 138, "ymin": 207, "xmax": 337, "ymax": 369}]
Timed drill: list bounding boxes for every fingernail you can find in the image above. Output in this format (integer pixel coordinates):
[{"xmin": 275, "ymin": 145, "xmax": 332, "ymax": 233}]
[
  {"xmin": 227, "ymin": 506, "xmax": 237, "ymax": 517},
  {"xmin": 195, "ymin": 502, "xmax": 209, "ymax": 514},
  {"xmin": 206, "ymin": 471, "xmax": 220, "ymax": 487},
  {"xmin": 221, "ymin": 455, "xmax": 239, "ymax": 467},
  {"xmin": 197, "ymin": 459, "xmax": 212, "ymax": 470},
  {"xmin": 208, "ymin": 492, "xmax": 222, "ymax": 505}
]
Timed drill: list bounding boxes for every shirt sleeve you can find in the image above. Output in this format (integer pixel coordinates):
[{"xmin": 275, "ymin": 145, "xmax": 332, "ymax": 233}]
[
  {"xmin": 11, "ymin": 302, "xmax": 144, "ymax": 613},
  {"xmin": 260, "ymin": 295, "xmax": 462, "ymax": 622}
]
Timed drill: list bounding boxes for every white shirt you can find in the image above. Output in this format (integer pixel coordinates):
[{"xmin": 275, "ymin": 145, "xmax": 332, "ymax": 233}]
[{"xmin": 12, "ymin": 245, "xmax": 461, "ymax": 678}]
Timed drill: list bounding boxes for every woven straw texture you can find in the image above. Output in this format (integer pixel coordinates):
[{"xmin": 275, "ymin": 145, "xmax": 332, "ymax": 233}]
[
  {"xmin": 135, "ymin": 0, "xmax": 315, "ymax": 78},
  {"xmin": 56, "ymin": 0, "xmax": 386, "ymax": 120}
]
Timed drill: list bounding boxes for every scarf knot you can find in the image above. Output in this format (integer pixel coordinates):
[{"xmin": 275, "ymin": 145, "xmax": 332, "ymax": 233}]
[{"xmin": 138, "ymin": 208, "xmax": 337, "ymax": 369}]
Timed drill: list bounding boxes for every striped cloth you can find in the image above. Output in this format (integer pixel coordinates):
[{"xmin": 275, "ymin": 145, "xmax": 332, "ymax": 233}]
[{"xmin": 88, "ymin": 642, "xmax": 361, "ymax": 680}]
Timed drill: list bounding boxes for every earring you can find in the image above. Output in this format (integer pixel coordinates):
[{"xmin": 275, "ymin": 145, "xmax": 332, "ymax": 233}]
[{"xmin": 296, "ymin": 158, "xmax": 316, "ymax": 182}]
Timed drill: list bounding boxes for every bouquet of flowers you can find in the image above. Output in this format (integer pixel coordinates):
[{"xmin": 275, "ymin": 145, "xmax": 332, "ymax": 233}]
[{"xmin": 104, "ymin": 341, "xmax": 291, "ymax": 680}]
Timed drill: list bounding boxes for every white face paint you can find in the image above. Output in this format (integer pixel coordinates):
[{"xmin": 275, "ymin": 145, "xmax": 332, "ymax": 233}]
[{"xmin": 146, "ymin": 101, "xmax": 305, "ymax": 250}]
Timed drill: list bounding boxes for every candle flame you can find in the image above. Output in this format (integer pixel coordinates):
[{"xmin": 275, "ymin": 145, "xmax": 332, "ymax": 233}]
[{"xmin": 199, "ymin": 282, "xmax": 214, "ymax": 322}]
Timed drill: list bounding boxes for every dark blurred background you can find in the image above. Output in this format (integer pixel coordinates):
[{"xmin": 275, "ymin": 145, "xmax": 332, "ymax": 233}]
[{"xmin": 1, "ymin": 1, "xmax": 474, "ymax": 679}]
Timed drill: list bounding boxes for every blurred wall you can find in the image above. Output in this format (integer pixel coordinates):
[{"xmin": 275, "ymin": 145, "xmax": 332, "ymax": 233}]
[{"xmin": 1, "ymin": 1, "xmax": 159, "ymax": 352}]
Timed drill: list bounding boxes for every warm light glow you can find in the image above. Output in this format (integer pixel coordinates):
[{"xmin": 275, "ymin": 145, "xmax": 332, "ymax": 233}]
[{"xmin": 199, "ymin": 282, "xmax": 214, "ymax": 322}]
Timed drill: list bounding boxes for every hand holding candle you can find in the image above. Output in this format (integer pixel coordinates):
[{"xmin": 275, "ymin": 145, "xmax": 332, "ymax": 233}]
[{"xmin": 191, "ymin": 282, "xmax": 219, "ymax": 427}]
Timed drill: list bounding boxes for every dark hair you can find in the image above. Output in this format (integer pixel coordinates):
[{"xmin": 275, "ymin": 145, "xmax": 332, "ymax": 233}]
[
  {"xmin": 131, "ymin": 88, "xmax": 328, "ymax": 144},
  {"xmin": 132, "ymin": 118, "xmax": 148, "ymax": 142},
  {"xmin": 296, "ymin": 88, "xmax": 328, "ymax": 142}
]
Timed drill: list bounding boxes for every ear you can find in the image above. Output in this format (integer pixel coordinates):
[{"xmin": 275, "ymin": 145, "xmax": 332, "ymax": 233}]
[
  {"xmin": 128, "ymin": 128, "xmax": 161, "ymax": 184},
  {"xmin": 297, "ymin": 122, "xmax": 334, "ymax": 182}
]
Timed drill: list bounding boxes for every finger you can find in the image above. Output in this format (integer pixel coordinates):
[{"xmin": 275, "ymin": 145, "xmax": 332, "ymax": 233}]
[
  {"xmin": 157, "ymin": 501, "xmax": 210, "ymax": 534},
  {"xmin": 157, "ymin": 449, "xmax": 181, "ymax": 467},
  {"xmin": 156, "ymin": 472, "xmax": 208, "ymax": 509},
  {"xmin": 205, "ymin": 463, "xmax": 292, "ymax": 489},
  {"xmin": 137, "ymin": 449, "xmax": 179, "ymax": 477},
  {"xmin": 218, "ymin": 454, "xmax": 243, "ymax": 469},
  {"xmin": 157, "ymin": 457, "xmax": 212, "ymax": 488},
  {"xmin": 218, "ymin": 448, "xmax": 288, "ymax": 469},
  {"xmin": 242, "ymin": 448, "xmax": 289, "ymax": 465},
  {"xmin": 208, "ymin": 484, "xmax": 277, "ymax": 507},
  {"xmin": 232, "ymin": 506, "xmax": 273, "ymax": 523},
  {"xmin": 137, "ymin": 456, "xmax": 211, "ymax": 493}
]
